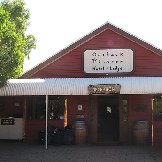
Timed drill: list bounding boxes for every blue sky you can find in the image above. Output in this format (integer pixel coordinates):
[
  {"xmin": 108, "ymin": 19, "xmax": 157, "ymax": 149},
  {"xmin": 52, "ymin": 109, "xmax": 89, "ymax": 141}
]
[{"xmin": 23, "ymin": 0, "xmax": 162, "ymax": 72}]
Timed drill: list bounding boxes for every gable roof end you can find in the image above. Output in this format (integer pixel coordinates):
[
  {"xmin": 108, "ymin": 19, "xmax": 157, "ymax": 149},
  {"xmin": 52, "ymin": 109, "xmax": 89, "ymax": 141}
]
[{"xmin": 20, "ymin": 22, "xmax": 162, "ymax": 78}]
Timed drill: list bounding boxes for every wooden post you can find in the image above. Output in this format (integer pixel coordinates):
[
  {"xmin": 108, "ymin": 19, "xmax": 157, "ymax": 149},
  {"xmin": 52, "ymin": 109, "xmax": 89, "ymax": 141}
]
[{"xmin": 45, "ymin": 95, "xmax": 48, "ymax": 149}]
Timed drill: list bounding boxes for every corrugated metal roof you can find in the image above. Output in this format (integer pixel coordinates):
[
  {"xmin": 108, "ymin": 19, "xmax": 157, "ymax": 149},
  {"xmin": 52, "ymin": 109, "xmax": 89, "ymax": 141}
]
[{"xmin": 0, "ymin": 77, "xmax": 162, "ymax": 96}]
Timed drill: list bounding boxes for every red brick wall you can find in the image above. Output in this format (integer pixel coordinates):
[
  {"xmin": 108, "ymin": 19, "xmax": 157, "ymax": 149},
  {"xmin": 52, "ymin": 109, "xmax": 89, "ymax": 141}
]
[
  {"xmin": 153, "ymin": 121, "xmax": 162, "ymax": 146},
  {"xmin": 24, "ymin": 96, "xmax": 90, "ymax": 143},
  {"xmin": 0, "ymin": 96, "xmax": 24, "ymax": 118},
  {"xmin": 65, "ymin": 95, "xmax": 90, "ymax": 142},
  {"xmin": 65, "ymin": 95, "xmax": 89, "ymax": 125},
  {"xmin": 25, "ymin": 119, "xmax": 64, "ymax": 143},
  {"xmin": 128, "ymin": 95, "xmax": 152, "ymax": 144}
]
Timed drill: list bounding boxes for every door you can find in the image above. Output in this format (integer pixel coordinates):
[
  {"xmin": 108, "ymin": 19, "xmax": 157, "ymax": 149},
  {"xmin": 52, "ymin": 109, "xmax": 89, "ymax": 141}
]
[{"xmin": 98, "ymin": 96, "xmax": 119, "ymax": 142}]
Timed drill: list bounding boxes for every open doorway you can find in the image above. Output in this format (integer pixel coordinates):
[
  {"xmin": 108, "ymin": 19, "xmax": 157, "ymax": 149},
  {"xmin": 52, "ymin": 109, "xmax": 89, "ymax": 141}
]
[{"xmin": 98, "ymin": 96, "xmax": 119, "ymax": 143}]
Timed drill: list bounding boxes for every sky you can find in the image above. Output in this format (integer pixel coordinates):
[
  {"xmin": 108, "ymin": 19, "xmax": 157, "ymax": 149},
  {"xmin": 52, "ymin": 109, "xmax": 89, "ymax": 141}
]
[{"xmin": 23, "ymin": 0, "xmax": 162, "ymax": 72}]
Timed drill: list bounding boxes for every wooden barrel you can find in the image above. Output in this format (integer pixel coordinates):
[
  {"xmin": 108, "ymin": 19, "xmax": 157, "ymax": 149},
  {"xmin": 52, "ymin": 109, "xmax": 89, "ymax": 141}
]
[
  {"xmin": 74, "ymin": 120, "xmax": 86, "ymax": 144},
  {"xmin": 133, "ymin": 121, "xmax": 149, "ymax": 144}
]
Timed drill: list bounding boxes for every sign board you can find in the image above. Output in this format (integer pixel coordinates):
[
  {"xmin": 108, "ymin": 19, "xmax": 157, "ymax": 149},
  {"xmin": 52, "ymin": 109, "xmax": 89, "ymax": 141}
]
[
  {"xmin": 1, "ymin": 118, "xmax": 15, "ymax": 125},
  {"xmin": 88, "ymin": 84, "xmax": 121, "ymax": 95},
  {"xmin": 84, "ymin": 49, "xmax": 133, "ymax": 74}
]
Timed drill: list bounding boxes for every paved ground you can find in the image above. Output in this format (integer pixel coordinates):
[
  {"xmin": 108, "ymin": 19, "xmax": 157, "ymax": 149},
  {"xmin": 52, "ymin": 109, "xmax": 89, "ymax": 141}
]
[{"xmin": 0, "ymin": 141, "xmax": 162, "ymax": 162}]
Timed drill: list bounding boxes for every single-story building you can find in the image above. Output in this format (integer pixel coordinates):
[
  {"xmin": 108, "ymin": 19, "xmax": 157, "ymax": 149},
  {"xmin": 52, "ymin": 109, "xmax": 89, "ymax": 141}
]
[{"xmin": 0, "ymin": 22, "xmax": 162, "ymax": 146}]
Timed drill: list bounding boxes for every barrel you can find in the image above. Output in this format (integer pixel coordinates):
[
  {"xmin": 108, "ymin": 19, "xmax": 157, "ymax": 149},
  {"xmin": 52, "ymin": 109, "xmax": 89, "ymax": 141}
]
[
  {"xmin": 74, "ymin": 120, "xmax": 87, "ymax": 144},
  {"xmin": 133, "ymin": 120, "xmax": 149, "ymax": 144}
]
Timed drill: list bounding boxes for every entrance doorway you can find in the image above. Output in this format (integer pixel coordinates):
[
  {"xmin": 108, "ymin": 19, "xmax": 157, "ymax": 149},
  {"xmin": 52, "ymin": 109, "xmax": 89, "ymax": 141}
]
[{"xmin": 98, "ymin": 96, "xmax": 119, "ymax": 142}]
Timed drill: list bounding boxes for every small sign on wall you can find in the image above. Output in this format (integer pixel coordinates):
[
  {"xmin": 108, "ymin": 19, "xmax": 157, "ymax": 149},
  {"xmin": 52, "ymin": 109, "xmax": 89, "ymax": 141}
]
[
  {"xmin": 84, "ymin": 49, "xmax": 133, "ymax": 74},
  {"xmin": 1, "ymin": 118, "xmax": 15, "ymax": 125},
  {"xmin": 77, "ymin": 105, "xmax": 83, "ymax": 111}
]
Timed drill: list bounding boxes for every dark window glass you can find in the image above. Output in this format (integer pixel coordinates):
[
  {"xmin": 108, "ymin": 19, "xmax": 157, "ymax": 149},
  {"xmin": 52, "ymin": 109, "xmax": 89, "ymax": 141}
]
[
  {"xmin": 48, "ymin": 96, "xmax": 64, "ymax": 120},
  {"xmin": 27, "ymin": 96, "xmax": 64, "ymax": 120},
  {"xmin": 153, "ymin": 98, "xmax": 162, "ymax": 120}
]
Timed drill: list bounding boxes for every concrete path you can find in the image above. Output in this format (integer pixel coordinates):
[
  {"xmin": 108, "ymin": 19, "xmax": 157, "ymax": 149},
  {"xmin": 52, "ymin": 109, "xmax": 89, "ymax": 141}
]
[{"xmin": 0, "ymin": 141, "xmax": 162, "ymax": 162}]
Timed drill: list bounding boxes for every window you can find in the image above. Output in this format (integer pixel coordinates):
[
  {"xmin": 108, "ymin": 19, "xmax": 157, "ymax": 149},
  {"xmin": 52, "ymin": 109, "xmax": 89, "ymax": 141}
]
[
  {"xmin": 27, "ymin": 96, "xmax": 64, "ymax": 120},
  {"xmin": 153, "ymin": 97, "xmax": 162, "ymax": 120},
  {"xmin": 48, "ymin": 96, "xmax": 64, "ymax": 119}
]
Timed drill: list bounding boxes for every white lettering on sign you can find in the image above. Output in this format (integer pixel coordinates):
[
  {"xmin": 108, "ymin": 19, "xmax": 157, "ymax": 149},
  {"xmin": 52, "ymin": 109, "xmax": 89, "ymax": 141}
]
[{"xmin": 84, "ymin": 49, "xmax": 133, "ymax": 74}]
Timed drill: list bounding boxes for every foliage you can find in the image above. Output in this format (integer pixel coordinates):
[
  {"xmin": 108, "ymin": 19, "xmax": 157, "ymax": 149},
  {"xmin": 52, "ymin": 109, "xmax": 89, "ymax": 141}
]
[{"xmin": 0, "ymin": 0, "xmax": 36, "ymax": 86}]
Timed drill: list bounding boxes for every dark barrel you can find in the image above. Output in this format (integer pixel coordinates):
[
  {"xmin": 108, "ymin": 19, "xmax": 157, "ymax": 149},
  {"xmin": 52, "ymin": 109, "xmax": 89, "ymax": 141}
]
[
  {"xmin": 133, "ymin": 120, "xmax": 149, "ymax": 144},
  {"xmin": 74, "ymin": 120, "xmax": 87, "ymax": 144}
]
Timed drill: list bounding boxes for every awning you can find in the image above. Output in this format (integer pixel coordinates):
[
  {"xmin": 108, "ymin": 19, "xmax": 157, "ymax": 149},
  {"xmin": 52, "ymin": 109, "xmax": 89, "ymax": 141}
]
[{"xmin": 0, "ymin": 77, "xmax": 162, "ymax": 96}]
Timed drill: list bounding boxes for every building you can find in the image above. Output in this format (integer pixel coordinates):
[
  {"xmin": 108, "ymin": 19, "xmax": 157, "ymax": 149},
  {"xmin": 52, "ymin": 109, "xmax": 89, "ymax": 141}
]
[{"xmin": 0, "ymin": 22, "xmax": 162, "ymax": 146}]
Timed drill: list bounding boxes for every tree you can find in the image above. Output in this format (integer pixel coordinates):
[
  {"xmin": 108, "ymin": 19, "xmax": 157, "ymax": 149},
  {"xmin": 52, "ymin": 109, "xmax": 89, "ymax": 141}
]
[{"xmin": 0, "ymin": 0, "xmax": 36, "ymax": 86}]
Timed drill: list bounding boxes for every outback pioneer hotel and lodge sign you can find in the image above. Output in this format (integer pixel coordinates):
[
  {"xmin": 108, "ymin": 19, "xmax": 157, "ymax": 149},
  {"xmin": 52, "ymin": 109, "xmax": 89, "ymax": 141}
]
[{"xmin": 1, "ymin": 22, "xmax": 162, "ymax": 146}]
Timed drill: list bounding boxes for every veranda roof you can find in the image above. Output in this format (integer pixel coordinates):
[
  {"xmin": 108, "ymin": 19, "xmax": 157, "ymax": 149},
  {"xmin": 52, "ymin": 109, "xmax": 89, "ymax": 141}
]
[{"xmin": 0, "ymin": 77, "xmax": 161, "ymax": 96}]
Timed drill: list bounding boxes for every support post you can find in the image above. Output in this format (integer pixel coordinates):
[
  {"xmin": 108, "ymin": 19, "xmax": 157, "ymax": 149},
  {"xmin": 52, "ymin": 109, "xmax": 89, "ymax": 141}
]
[{"xmin": 45, "ymin": 95, "xmax": 48, "ymax": 149}]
